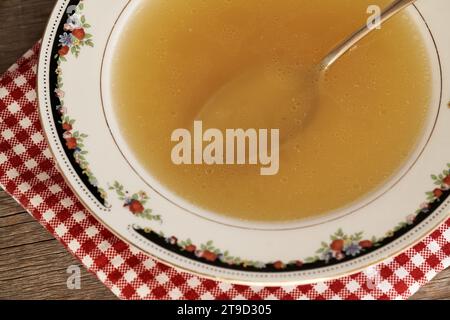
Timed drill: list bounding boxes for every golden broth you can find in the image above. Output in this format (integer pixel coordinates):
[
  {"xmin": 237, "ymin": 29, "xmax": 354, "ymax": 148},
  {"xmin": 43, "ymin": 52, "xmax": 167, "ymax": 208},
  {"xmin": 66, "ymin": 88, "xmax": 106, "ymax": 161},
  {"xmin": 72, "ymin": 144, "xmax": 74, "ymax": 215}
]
[{"xmin": 111, "ymin": 0, "xmax": 431, "ymax": 221}]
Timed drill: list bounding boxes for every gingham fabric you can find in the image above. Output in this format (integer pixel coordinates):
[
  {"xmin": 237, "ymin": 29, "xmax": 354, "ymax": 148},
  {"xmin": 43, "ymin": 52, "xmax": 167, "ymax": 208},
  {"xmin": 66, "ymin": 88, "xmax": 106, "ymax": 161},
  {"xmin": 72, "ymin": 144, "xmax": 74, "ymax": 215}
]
[{"xmin": 0, "ymin": 42, "xmax": 449, "ymax": 300}]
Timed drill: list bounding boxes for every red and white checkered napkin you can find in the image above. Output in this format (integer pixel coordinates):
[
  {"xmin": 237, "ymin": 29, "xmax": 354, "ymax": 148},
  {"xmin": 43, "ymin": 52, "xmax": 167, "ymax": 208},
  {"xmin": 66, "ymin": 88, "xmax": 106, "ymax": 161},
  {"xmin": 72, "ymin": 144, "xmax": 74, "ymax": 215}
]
[{"xmin": 0, "ymin": 43, "xmax": 449, "ymax": 300}]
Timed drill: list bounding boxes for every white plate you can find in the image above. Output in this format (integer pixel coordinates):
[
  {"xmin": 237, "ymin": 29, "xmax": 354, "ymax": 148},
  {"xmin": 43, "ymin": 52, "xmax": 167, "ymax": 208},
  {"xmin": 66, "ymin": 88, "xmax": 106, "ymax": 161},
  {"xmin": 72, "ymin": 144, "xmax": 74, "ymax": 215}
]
[{"xmin": 38, "ymin": 0, "xmax": 450, "ymax": 285}]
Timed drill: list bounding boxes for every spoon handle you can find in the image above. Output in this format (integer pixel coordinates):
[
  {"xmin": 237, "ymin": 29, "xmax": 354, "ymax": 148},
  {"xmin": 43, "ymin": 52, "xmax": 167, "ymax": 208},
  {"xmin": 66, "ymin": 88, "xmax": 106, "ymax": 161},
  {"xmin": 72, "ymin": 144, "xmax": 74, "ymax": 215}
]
[{"xmin": 320, "ymin": 0, "xmax": 417, "ymax": 70}]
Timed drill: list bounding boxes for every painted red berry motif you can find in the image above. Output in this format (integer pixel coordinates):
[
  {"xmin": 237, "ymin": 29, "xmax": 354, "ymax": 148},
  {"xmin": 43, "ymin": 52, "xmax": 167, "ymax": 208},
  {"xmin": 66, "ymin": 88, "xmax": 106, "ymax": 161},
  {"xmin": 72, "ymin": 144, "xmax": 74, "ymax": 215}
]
[
  {"xmin": 273, "ymin": 261, "xmax": 285, "ymax": 270},
  {"xmin": 58, "ymin": 45, "xmax": 69, "ymax": 56},
  {"xmin": 128, "ymin": 199, "xmax": 144, "ymax": 214},
  {"xmin": 202, "ymin": 250, "xmax": 217, "ymax": 262},
  {"xmin": 65, "ymin": 137, "xmax": 77, "ymax": 150},
  {"xmin": 72, "ymin": 28, "xmax": 86, "ymax": 40},
  {"xmin": 62, "ymin": 122, "xmax": 72, "ymax": 131},
  {"xmin": 433, "ymin": 188, "xmax": 443, "ymax": 198},
  {"xmin": 443, "ymin": 175, "xmax": 450, "ymax": 186},
  {"xmin": 110, "ymin": 182, "xmax": 162, "ymax": 222},
  {"xmin": 330, "ymin": 239, "xmax": 345, "ymax": 252},
  {"xmin": 359, "ymin": 240, "xmax": 373, "ymax": 249},
  {"xmin": 185, "ymin": 245, "xmax": 196, "ymax": 253}
]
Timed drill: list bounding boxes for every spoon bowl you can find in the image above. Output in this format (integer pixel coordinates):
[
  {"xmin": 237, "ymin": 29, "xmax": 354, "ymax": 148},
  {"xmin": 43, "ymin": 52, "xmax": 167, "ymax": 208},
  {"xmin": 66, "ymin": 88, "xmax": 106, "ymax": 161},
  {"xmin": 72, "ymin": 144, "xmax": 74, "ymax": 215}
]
[{"xmin": 197, "ymin": 0, "xmax": 417, "ymax": 143}]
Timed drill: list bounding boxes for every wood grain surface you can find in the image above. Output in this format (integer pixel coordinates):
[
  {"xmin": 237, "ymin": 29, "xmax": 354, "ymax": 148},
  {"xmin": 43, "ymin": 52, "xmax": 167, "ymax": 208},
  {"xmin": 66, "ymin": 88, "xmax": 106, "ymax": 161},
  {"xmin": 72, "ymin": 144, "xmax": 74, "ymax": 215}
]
[{"xmin": 0, "ymin": 0, "xmax": 449, "ymax": 300}]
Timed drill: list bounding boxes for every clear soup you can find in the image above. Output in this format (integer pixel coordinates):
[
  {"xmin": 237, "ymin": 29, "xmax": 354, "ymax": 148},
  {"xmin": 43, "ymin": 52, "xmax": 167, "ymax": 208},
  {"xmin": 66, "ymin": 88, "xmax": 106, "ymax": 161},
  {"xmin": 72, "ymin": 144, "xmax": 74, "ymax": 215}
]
[{"xmin": 111, "ymin": 0, "xmax": 431, "ymax": 222}]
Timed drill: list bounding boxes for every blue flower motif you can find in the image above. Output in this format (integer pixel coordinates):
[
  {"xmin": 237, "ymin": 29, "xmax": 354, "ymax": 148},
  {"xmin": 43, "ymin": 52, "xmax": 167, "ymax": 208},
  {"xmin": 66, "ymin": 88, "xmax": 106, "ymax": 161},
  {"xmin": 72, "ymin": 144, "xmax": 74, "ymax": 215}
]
[
  {"xmin": 344, "ymin": 243, "xmax": 362, "ymax": 257},
  {"xmin": 59, "ymin": 32, "xmax": 73, "ymax": 46}
]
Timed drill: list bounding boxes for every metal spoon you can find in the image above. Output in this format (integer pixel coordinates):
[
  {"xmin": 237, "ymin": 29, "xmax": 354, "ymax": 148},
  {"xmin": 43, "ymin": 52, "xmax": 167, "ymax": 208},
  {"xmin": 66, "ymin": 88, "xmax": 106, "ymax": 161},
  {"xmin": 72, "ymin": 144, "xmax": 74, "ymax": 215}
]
[
  {"xmin": 320, "ymin": 0, "xmax": 417, "ymax": 71},
  {"xmin": 196, "ymin": 0, "xmax": 417, "ymax": 143}
]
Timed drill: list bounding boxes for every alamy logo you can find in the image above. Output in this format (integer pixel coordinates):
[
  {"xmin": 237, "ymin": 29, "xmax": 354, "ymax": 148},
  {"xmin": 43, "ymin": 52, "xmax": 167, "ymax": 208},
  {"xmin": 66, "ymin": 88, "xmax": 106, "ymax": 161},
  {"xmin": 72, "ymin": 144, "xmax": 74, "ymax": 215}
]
[
  {"xmin": 367, "ymin": 5, "xmax": 382, "ymax": 30},
  {"xmin": 66, "ymin": 265, "xmax": 81, "ymax": 290},
  {"xmin": 171, "ymin": 121, "xmax": 280, "ymax": 175}
]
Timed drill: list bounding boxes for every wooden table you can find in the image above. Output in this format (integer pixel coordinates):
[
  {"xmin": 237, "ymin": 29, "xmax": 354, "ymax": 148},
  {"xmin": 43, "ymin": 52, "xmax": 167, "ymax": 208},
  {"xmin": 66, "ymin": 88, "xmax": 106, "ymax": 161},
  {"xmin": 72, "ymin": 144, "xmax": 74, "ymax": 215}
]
[{"xmin": 0, "ymin": 0, "xmax": 449, "ymax": 300}]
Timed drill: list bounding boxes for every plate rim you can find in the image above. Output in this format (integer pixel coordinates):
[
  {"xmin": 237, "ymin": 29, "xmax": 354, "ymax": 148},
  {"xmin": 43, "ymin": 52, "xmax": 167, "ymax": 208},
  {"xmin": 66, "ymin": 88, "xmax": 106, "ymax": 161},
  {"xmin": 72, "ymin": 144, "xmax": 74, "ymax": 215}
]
[{"xmin": 37, "ymin": 0, "xmax": 450, "ymax": 285}]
